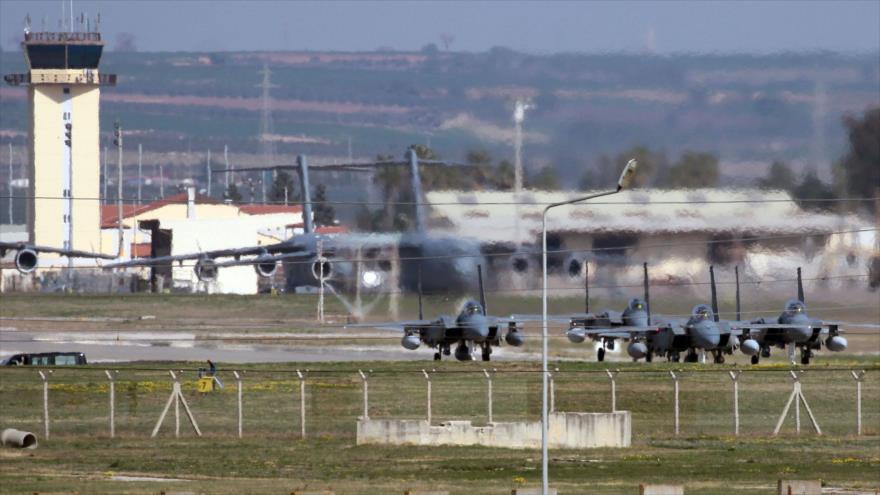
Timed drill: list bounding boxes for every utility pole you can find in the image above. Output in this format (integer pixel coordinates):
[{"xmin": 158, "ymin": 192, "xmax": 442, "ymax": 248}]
[
  {"xmin": 159, "ymin": 162, "xmax": 165, "ymax": 198},
  {"xmin": 206, "ymin": 149, "xmax": 212, "ymax": 196},
  {"xmin": 257, "ymin": 62, "xmax": 277, "ymax": 204},
  {"xmin": 137, "ymin": 143, "xmax": 142, "ymax": 206},
  {"xmin": 224, "ymin": 144, "xmax": 230, "ymax": 192},
  {"xmin": 113, "ymin": 121, "xmax": 123, "ymax": 258}
]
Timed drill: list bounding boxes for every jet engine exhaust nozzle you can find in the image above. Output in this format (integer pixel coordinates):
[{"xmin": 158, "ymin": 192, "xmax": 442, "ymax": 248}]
[
  {"xmin": 194, "ymin": 258, "xmax": 218, "ymax": 282},
  {"xmin": 254, "ymin": 259, "xmax": 277, "ymax": 278},
  {"xmin": 311, "ymin": 257, "xmax": 332, "ymax": 282},
  {"xmin": 627, "ymin": 342, "xmax": 648, "ymax": 359},
  {"xmin": 825, "ymin": 336, "xmax": 847, "ymax": 352},
  {"xmin": 566, "ymin": 328, "xmax": 586, "ymax": 343},
  {"xmin": 401, "ymin": 334, "xmax": 421, "ymax": 350},
  {"xmin": 740, "ymin": 339, "xmax": 760, "ymax": 356},
  {"xmin": 14, "ymin": 248, "xmax": 38, "ymax": 274}
]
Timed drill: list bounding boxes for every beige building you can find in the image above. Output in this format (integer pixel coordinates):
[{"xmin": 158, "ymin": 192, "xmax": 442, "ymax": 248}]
[{"xmin": 4, "ymin": 31, "xmax": 117, "ymax": 265}]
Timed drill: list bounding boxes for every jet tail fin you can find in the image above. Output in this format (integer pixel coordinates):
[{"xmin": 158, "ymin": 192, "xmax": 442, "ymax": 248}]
[
  {"xmin": 709, "ymin": 265, "xmax": 720, "ymax": 323},
  {"xmin": 797, "ymin": 266, "xmax": 805, "ymax": 303},
  {"xmin": 297, "ymin": 155, "xmax": 314, "ymax": 234},
  {"xmin": 417, "ymin": 263, "xmax": 424, "ymax": 320},
  {"xmin": 643, "ymin": 262, "xmax": 651, "ymax": 326},
  {"xmin": 477, "ymin": 264, "xmax": 487, "ymax": 315},
  {"xmin": 735, "ymin": 265, "xmax": 741, "ymax": 321}
]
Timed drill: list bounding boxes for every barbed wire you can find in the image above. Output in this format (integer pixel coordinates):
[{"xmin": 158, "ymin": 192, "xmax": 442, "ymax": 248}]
[{"xmin": 0, "ymin": 364, "xmax": 874, "ymax": 375}]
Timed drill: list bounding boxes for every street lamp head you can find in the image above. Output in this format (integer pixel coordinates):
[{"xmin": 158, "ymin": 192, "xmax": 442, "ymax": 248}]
[{"xmin": 617, "ymin": 159, "xmax": 638, "ymax": 191}]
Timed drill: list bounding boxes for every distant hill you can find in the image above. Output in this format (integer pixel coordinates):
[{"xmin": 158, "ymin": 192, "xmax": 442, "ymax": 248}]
[{"xmin": 1, "ymin": 49, "xmax": 878, "ymax": 187}]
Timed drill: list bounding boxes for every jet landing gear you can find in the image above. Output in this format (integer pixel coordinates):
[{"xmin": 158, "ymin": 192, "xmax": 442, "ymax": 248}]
[
  {"xmin": 711, "ymin": 350, "xmax": 725, "ymax": 364},
  {"xmin": 751, "ymin": 355, "xmax": 759, "ymax": 365},
  {"xmin": 434, "ymin": 344, "xmax": 451, "ymax": 361},
  {"xmin": 597, "ymin": 347, "xmax": 606, "ymax": 362},
  {"xmin": 481, "ymin": 344, "xmax": 492, "ymax": 362},
  {"xmin": 684, "ymin": 350, "xmax": 699, "ymax": 363},
  {"xmin": 800, "ymin": 348, "xmax": 813, "ymax": 365}
]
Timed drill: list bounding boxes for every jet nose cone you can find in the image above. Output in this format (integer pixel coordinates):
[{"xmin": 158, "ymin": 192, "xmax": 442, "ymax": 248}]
[{"xmin": 692, "ymin": 323, "xmax": 721, "ymax": 349}]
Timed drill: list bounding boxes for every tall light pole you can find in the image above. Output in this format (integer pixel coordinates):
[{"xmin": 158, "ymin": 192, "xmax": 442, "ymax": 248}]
[{"xmin": 540, "ymin": 159, "xmax": 637, "ymax": 494}]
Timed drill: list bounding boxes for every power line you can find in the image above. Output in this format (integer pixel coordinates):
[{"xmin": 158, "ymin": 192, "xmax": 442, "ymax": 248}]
[
  {"xmin": 1, "ymin": 194, "xmax": 877, "ymax": 207},
  {"xmin": 0, "ymin": 365, "xmax": 874, "ymax": 375}
]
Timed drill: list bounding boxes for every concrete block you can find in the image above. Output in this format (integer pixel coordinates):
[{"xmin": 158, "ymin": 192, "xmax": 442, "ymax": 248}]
[
  {"xmin": 777, "ymin": 480, "xmax": 821, "ymax": 495},
  {"xmin": 291, "ymin": 491, "xmax": 335, "ymax": 495},
  {"xmin": 404, "ymin": 491, "xmax": 449, "ymax": 495},
  {"xmin": 511, "ymin": 489, "xmax": 557, "ymax": 495},
  {"xmin": 357, "ymin": 411, "xmax": 630, "ymax": 449},
  {"xmin": 640, "ymin": 484, "xmax": 684, "ymax": 495}
]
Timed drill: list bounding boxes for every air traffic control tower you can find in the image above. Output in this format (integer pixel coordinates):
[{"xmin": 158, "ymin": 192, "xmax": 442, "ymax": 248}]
[{"xmin": 4, "ymin": 28, "xmax": 116, "ymax": 260}]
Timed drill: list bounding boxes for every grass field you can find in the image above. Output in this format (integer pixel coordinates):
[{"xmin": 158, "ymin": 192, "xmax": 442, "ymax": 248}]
[
  {"xmin": 1, "ymin": 360, "xmax": 878, "ymax": 494},
  {"xmin": 1, "ymin": 293, "xmax": 878, "ymax": 494}
]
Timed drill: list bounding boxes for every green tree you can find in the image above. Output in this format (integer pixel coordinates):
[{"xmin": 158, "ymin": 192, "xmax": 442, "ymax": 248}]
[
  {"xmin": 839, "ymin": 107, "xmax": 879, "ymax": 213},
  {"xmin": 312, "ymin": 183, "xmax": 336, "ymax": 227},
  {"xmin": 224, "ymin": 183, "xmax": 243, "ymax": 202},
  {"xmin": 268, "ymin": 170, "xmax": 297, "ymax": 204},
  {"xmin": 758, "ymin": 160, "xmax": 797, "ymax": 190},
  {"xmin": 664, "ymin": 151, "xmax": 719, "ymax": 188},
  {"xmin": 793, "ymin": 171, "xmax": 836, "ymax": 212},
  {"xmin": 527, "ymin": 165, "xmax": 561, "ymax": 190}
]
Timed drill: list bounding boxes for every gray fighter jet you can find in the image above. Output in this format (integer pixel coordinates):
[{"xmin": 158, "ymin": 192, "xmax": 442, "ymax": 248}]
[
  {"xmin": 735, "ymin": 267, "xmax": 848, "ymax": 365},
  {"xmin": 350, "ymin": 265, "xmax": 525, "ymax": 361},
  {"xmin": 561, "ymin": 263, "xmax": 740, "ymax": 363},
  {"xmin": 1, "ymin": 242, "xmax": 116, "ymax": 273}
]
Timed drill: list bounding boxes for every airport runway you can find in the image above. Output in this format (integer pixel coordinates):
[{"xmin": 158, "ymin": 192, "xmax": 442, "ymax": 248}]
[{"xmin": 0, "ymin": 329, "xmax": 544, "ymax": 363}]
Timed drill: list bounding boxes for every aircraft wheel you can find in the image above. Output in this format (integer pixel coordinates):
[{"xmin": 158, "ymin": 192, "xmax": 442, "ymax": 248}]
[
  {"xmin": 801, "ymin": 355, "xmax": 810, "ymax": 365},
  {"xmin": 481, "ymin": 346, "xmax": 491, "ymax": 362},
  {"xmin": 443, "ymin": 347, "xmax": 451, "ymax": 356},
  {"xmin": 685, "ymin": 352, "xmax": 698, "ymax": 363},
  {"xmin": 761, "ymin": 347, "xmax": 771, "ymax": 358},
  {"xmin": 750, "ymin": 355, "xmax": 759, "ymax": 365},
  {"xmin": 714, "ymin": 354, "xmax": 725, "ymax": 364},
  {"xmin": 671, "ymin": 353, "xmax": 681, "ymax": 363},
  {"xmin": 434, "ymin": 352, "xmax": 441, "ymax": 361},
  {"xmin": 646, "ymin": 351, "xmax": 653, "ymax": 363},
  {"xmin": 800, "ymin": 349, "xmax": 812, "ymax": 365},
  {"xmin": 597, "ymin": 347, "xmax": 606, "ymax": 362}
]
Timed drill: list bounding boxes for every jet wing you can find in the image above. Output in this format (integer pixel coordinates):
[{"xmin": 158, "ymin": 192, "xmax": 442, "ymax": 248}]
[
  {"xmin": 103, "ymin": 242, "xmax": 306, "ymax": 268},
  {"xmin": 346, "ymin": 319, "xmax": 446, "ymax": 332},
  {"xmin": 0, "ymin": 242, "xmax": 116, "ymax": 259},
  {"xmin": 213, "ymin": 251, "xmax": 324, "ymax": 268}
]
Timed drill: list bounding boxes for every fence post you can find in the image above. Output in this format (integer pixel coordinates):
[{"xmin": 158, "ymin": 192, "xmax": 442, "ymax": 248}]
[
  {"xmin": 38, "ymin": 370, "xmax": 51, "ymax": 439},
  {"xmin": 669, "ymin": 370, "xmax": 679, "ymax": 436},
  {"xmin": 482, "ymin": 369, "xmax": 494, "ymax": 423},
  {"xmin": 422, "ymin": 369, "xmax": 432, "ymax": 425},
  {"xmin": 605, "ymin": 369, "xmax": 619, "ymax": 413},
  {"xmin": 296, "ymin": 370, "xmax": 306, "ymax": 438},
  {"xmin": 549, "ymin": 368, "xmax": 557, "ymax": 413},
  {"xmin": 172, "ymin": 371, "xmax": 180, "ymax": 438},
  {"xmin": 105, "ymin": 370, "xmax": 117, "ymax": 438},
  {"xmin": 233, "ymin": 371, "xmax": 242, "ymax": 438},
  {"xmin": 358, "ymin": 370, "xmax": 369, "ymax": 420},
  {"xmin": 851, "ymin": 370, "xmax": 865, "ymax": 436},
  {"xmin": 728, "ymin": 370, "xmax": 741, "ymax": 436}
]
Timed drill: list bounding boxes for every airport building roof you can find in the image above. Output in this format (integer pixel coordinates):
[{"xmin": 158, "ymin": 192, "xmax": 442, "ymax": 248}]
[{"xmin": 426, "ymin": 188, "xmax": 866, "ymax": 243}]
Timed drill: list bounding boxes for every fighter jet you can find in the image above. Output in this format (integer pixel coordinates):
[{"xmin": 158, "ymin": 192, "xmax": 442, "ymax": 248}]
[
  {"xmin": 736, "ymin": 267, "xmax": 848, "ymax": 365},
  {"xmin": 1, "ymin": 242, "xmax": 116, "ymax": 273},
  {"xmin": 560, "ymin": 263, "xmax": 740, "ymax": 363},
  {"xmin": 350, "ymin": 265, "xmax": 525, "ymax": 361}
]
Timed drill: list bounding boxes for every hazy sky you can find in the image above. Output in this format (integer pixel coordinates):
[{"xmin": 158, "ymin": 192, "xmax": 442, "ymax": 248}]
[{"xmin": 1, "ymin": 0, "xmax": 878, "ymax": 54}]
